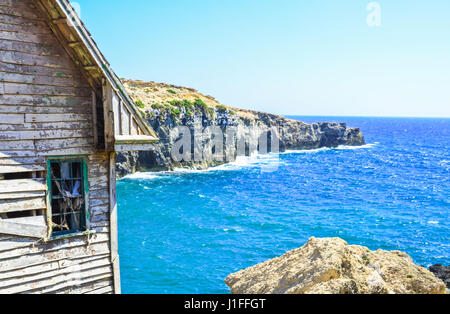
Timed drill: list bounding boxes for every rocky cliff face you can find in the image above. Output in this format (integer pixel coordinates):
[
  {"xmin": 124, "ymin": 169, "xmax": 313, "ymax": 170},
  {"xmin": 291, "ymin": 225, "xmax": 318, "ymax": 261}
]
[
  {"xmin": 429, "ymin": 264, "xmax": 450, "ymax": 289},
  {"xmin": 116, "ymin": 80, "xmax": 365, "ymax": 177},
  {"xmin": 225, "ymin": 237, "xmax": 447, "ymax": 294}
]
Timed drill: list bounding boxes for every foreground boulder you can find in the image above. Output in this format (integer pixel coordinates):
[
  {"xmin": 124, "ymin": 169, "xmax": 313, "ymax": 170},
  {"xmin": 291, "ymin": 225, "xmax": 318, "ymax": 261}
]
[{"xmin": 225, "ymin": 237, "xmax": 446, "ymax": 294}]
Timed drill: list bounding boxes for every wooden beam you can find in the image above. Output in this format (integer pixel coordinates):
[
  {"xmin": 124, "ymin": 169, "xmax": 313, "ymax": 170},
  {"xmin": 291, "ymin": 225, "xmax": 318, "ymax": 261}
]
[
  {"xmin": 114, "ymin": 144, "xmax": 155, "ymax": 152},
  {"xmin": 115, "ymin": 135, "xmax": 158, "ymax": 145},
  {"xmin": 52, "ymin": 18, "xmax": 67, "ymax": 24},
  {"xmin": 84, "ymin": 65, "xmax": 98, "ymax": 71},
  {"xmin": 67, "ymin": 41, "xmax": 82, "ymax": 48},
  {"xmin": 109, "ymin": 152, "xmax": 121, "ymax": 294}
]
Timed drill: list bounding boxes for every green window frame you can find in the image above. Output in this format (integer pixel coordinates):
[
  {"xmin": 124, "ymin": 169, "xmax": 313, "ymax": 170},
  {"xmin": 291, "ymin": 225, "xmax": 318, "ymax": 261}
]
[{"xmin": 46, "ymin": 157, "xmax": 90, "ymax": 236}]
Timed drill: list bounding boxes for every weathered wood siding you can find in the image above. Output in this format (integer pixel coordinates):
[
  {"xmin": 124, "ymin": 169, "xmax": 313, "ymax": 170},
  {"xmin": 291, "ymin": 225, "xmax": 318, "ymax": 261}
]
[{"xmin": 0, "ymin": 0, "xmax": 114, "ymax": 294}]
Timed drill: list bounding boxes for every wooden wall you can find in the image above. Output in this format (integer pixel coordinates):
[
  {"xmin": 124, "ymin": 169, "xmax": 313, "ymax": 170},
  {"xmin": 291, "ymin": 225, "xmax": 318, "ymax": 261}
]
[{"xmin": 0, "ymin": 0, "xmax": 115, "ymax": 294}]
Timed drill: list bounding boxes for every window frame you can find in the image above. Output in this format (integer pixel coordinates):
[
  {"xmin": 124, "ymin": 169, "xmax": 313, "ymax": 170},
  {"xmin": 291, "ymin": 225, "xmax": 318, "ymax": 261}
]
[{"xmin": 46, "ymin": 156, "xmax": 90, "ymax": 237}]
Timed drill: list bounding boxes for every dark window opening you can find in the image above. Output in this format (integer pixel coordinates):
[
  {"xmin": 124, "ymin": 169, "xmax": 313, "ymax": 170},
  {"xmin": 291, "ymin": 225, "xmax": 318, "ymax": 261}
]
[
  {"xmin": 49, "ymin": 159, "xmax": 87, "ymax": 235},
  {"xmin": 2, "ymin": 172, "xmax": 33, "ymax": 180},
  {"xmin": 95, "ymin": 89, "xmax": 105, "ymax": 150}
]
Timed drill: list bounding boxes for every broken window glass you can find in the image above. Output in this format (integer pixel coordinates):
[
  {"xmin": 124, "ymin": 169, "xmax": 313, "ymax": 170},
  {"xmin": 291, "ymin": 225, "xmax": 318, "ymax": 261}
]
[{"xmin": 49, "ymin": 159, "xmax": 87, "ymax": 235}]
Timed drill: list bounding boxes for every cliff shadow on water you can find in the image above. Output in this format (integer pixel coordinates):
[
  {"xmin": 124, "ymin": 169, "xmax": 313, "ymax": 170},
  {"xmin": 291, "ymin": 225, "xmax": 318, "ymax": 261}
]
[{"xmin": 116, "ymin": 80, "xmax": 365, "ymax": 177}]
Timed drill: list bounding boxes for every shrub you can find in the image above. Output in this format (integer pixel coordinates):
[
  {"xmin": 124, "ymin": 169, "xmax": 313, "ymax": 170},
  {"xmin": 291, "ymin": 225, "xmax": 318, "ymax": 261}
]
[
  {"xmin": 193, "ymin": 98, "xmax": 208, "ymax": 112},
  {"xmin": 182, "ymin": 100, "xmax": 194, "ymax": 111},
  {"xmin": 169, "ymin": 107, "xmax": 181, "ymax": 119},
  {"xmin": 169, "ymin": 100, "xmax": 182, "ymax": 106},
  {"xmin": 135, "ymin": 100, "xmax": 145, "ymax": 109},
  {"xmin": 151, "ymin": 103, "xmax": 165, "ymax": 110},
  {"xmin": 216, "ymin": 105, "xmax": 227, "ymax": 112},
  {"xmin": 167, "ymin": 89, "xmax": 177, "ymax": 94}
]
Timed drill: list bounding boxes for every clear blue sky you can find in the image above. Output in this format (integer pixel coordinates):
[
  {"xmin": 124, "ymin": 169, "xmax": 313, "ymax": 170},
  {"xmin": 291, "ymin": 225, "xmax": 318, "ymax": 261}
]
[{"xmin": 73, "ymin": 0, "xmax": 450, "ymax": 117}]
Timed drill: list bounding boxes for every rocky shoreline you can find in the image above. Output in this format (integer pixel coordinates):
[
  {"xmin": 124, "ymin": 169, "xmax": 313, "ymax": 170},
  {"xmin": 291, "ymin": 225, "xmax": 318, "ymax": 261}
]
[
  {"xmin": 116, "ymin": 80, "xmax": 365, "ymax": 177},
  {"xmin": 429, "ymin": 264, "xmax": 450, "ymax": 289}
]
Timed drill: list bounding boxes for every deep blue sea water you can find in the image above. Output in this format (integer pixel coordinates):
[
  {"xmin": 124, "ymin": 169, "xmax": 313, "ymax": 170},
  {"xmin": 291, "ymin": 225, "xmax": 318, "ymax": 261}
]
[{"xmin": 117, "ymin": 117, "xmax": 449, "ymax": 294}]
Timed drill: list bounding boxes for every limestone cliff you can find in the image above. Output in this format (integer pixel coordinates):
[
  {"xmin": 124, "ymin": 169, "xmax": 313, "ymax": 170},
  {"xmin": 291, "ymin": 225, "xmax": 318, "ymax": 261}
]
[
  {"xmin": 225, "ymin": 237, "xmax": 447, "ymax": 294},
  {"xmin": 116, "ymin": 80, "xmax": 365, "ymax": 177}
]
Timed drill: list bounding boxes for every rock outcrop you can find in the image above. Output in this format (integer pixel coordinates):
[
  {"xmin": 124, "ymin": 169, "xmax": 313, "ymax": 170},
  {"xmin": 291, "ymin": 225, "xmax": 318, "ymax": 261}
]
[
  {"xmin": 429, "ymin": 264, "xmax": 450, "ymax": 289},
  {"xmin": 225, "ymin": 237, "xmax": 446, "ymax": 294},
  {"xmin": 116, "ymin": 80, "xmax": 365, "ymax": 177}
]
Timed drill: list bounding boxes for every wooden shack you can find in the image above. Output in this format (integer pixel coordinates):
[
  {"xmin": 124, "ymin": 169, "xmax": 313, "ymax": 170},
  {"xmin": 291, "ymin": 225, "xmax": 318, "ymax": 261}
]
[{"xmin": 0, "ymin": 0, "xmax": 158, "ymax": 294}]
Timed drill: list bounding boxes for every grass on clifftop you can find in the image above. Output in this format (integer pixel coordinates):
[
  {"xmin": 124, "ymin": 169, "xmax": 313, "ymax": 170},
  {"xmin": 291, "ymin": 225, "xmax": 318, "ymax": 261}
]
[{"xmin": 122, "ymin": 79, "xmax": 247, "ymax": 119}]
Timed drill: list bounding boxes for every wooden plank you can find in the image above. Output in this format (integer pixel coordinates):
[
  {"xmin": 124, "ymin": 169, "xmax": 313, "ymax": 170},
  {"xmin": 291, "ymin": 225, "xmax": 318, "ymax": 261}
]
[
  {"xmin": 0, "ymin": 257, "xmax": 111, "ymax": 291},
  {"xmin": 83, "ymin": 282, "xmax": 114, "ymax": 294},
  {"xmin": 0, "ymin": 157, "xmax": 45, "ymax": 165},
  {"xmin": 0, "ymin": 38, "xmax": 61, "ymax": 56},
  {"xmin": 0, "ymin": 216, "xmax": 47, "ymax": 239},
  {"xmin": 0, "ymin": 197, "xmax": 46, "ymax": 214},
  {"xmin": 0, "ymin": 61, "xmax": 78, "ymax": 78},
  {"xmin": 0, "ymin": 140, "xmax": 34, "ymax": 150},
  {"xmin": 0, "ymin": 20, "xmax": 51, "ymax": 35},
  {"xmin": 0, "ymin": 191, "xmax": 45, "ymax": 201},
  {"xmin": 0, "ymin": 150, "xmax": 36, "ymax": 158},
  {"xmin": 37, "ymin": 146, "xmax": 95, "ymax": 157},
  {"xmin": 0, "ymin": 113, "xmax": 24, "ymax": 124},
  {"xmin": 0, "ymin": 128, "xmax": 92, "ymax": 140},
  {"xmin": 120, "ymin": 102, "xmax": 130, "ymax": 136},
  {"xmin": 0, "ymin": 121, "xmax": 93, "ymax": 131},
  {"xmin": 130, "ymin": 119, "xmax": 138, "ymax": 136},
  {"xmin": 0, "ymin": 253, "xmax": 110, "ymax": 281},
  {"xmin": 0, "ymin": 178, "xmax": 46, "ymax": 194},
  {"xmin": 0, "ymin": 12, "xmax": 46, "ymax": 28},
  {"xmin": 2, "ymin": 82, "xmax": 92, "ymax": 97},
  {"xmin": 0, "ymin": 0, "xmax": 37, "ymax": 10},
  {"xmin": 115, "ymin": 135, "xmax": 158, "ymax": 144},
  {"xmin": 34, "ymin": 137, "xmax": 93, "ymax": 152},
  {"xmin": 0, "ymin": 29, "xmax": 54, "ymax": 44},
  {"xmin": 112, "ymin": 91, "xmax": 120, "ymax": 136},
  {"xmin": 0, "ymin": 71, "xmax": 87, "ymax": 87},
  {"xmin": 0, "ymin": 5, "xmax": 42, "ymax": 20},
  {"xmin": 24, "ymin": 270, "xmax": 113, "ymax": 294},
  {"xmin": 0, "ymin": 164, "xmax": 45, "ymax": 174},
  {"xmin": 0, "ymin": 106, "xmax": 89, "ymax": 115},
  {"xmin": 25, "ymin": 113, "xmax": 91, "ymax": 123},
  {"xmin": 103, "ymin": 83, "xmax": 115, "ymax": 151},
  {"xmin": 114, "ymin": 143, "xmax": 156, "ymax": 152},
  {"xmin": 0, "ymin": 233, "xmax": 110, "ymax": 261},
  {"xmin": 0, "ymin": 50, "xmax": 77, "ymax": 69},
  {"xmin": 109, "ymin": 152, "xmax": 121, "ymax": 294},
  {"xmin": 0, "ymin": 95, "xmax": 91, "ymax": 107}
]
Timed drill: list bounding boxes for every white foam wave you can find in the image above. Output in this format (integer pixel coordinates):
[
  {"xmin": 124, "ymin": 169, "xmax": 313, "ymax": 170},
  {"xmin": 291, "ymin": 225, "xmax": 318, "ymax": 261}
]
[
  {"xmin": 282, "ymin": 143, "xmax": 377, "ymax": 154},
  {"xmin": 121, "ymin": 172, "xmax": 161, "ymax": 180},
  {"xmin": 121, "ymin": 143, "xmax": 376, "ymax": 180}
]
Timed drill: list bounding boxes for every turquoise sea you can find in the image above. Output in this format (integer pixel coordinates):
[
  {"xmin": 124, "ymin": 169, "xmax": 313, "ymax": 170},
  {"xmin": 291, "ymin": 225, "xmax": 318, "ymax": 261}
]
[{"xmin": 117, "ymin": 117, "xmax": 449, "ymax": 294}]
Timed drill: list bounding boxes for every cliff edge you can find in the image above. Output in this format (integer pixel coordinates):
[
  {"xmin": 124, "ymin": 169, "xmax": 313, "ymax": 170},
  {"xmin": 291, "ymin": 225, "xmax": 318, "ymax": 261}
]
[
  {"xmin": 117, "ymin": 80, "xmax": 365, "ymax": 177},
  {"xmin": 225, "ymin": 237, "xmax": 446, "ymax": 294}
]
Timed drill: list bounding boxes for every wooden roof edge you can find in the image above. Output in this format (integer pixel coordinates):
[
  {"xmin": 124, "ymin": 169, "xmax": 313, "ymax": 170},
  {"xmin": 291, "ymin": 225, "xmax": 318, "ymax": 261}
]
[
  {"xmin": 115, "ymin": 135, "xmax": 159, "ymax": 145},
  {"xmin": 48, "ymin": 0, "xmax": 158, "ymax": 140}
]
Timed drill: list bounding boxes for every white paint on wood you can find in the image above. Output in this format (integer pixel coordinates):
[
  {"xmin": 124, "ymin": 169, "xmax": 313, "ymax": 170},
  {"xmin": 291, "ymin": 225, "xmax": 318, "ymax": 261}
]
[
  {"xmin": 114, "ymin": 143, "xmax": 155, "ymax": 152},
  {"xmin": 25, "ymin": 113, "xmax": 91, "ymax": 123},
  {"xmin": 0, "ymin": 164, "xmax": 45, "ymax": 174},
  {"xmin": 0, "ymin": 197, "xmax": 46, "ymax": 214},
  {"xmin": 0, "ymin": 191, "xmax": 45, "ymax": 201},
  {"xmin": 0, "ymin": 114, "xmax": 24, "ymax": 125},
  {"xmin": 109, "ymin": 152, "xmax": 121, "ymax": 294},
  {"xmin": 0, "ymin": 178, "xmax": 46, "ymax": 194},
  {"xmin": 0, "ymin": 216, "xmax": 47, "ymax": 239}
]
